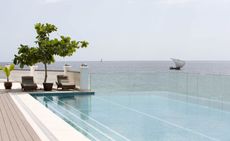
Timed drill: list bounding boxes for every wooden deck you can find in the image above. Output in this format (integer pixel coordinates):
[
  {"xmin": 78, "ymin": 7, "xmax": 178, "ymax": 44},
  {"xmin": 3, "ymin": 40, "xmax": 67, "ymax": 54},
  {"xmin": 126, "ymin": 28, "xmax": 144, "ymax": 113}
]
[{"xmin": 0, "ymin": 93, "xmax": 41, "ymax": 141}]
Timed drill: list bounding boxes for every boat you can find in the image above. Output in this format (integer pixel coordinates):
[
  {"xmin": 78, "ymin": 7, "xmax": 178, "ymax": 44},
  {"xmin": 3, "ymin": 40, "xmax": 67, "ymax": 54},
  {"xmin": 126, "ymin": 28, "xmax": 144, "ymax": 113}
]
[{"xmin": 169, "ymin": 58, "xmax": 185, "ymax": 70}]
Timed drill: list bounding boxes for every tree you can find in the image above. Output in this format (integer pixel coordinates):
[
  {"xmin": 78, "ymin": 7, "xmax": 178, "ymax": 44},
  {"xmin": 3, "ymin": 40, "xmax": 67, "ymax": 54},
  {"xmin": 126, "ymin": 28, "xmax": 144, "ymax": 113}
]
[{"xmin": 14, "ymin": 23, "xmax": 88, "ymax": 83}]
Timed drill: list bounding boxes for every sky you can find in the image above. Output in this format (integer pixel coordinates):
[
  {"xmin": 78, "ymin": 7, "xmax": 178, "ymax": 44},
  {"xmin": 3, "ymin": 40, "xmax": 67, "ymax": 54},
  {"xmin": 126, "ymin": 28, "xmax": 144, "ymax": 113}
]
[{"xmin": 0, "ymin": 0, "xmax": 230, "ymax": 62}]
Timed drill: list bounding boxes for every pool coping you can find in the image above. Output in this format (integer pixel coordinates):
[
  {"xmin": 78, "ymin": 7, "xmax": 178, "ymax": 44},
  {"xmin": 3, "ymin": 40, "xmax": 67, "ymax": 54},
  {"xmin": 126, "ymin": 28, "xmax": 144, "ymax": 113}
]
[
  {"xmin": 30, "ymin": 90, "xmax": 95, "ymax": 96},
  {"xmin": 10, "ymin": 92, "xmax": 90, "ymax": 141}
]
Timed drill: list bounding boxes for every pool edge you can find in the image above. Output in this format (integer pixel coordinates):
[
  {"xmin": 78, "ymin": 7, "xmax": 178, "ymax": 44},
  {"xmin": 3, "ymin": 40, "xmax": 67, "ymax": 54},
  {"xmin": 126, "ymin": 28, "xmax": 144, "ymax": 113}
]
[{"xmin": 10, "ymin": 93, "xmax": 90, "ymax": 141}]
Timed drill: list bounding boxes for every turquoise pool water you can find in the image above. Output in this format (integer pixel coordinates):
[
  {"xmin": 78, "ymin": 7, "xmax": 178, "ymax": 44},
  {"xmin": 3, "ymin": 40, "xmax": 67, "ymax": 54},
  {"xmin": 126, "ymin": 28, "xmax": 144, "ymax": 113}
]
[{"xmin": 32, "ymin": 91, "xmax": 230, "ymax": 141}]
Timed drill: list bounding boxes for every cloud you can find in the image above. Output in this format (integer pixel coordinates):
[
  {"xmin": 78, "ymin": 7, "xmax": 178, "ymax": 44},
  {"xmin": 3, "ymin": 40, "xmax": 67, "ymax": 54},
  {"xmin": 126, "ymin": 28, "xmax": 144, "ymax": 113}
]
[
  {"xmin": 44, "ymin": 0, "xmax": 63, "ymax": 4},
  {"xmin": 160, "ymin": 0, "xmax": 193, "ymax": 5},
  {"xmin": 127, "ymin": 0, "xmax": 136, "ymax": 4}
]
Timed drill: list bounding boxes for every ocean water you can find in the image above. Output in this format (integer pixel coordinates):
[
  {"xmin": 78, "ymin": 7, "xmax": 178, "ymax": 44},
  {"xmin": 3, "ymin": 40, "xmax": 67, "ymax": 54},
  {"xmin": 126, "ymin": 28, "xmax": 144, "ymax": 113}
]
[
  {"xmin": 45, "ymin": 61, "xmax": 230, "ymax": 74},
  {"xmin": 2, "ymin": 61, "xmax": 230, "ymax": 74},
  {"xmin": 1, "ymin": 61, "xmax": 230, "ymax": 93},
  {"xmin": 2, "ymin": 61, "xmax": 230, "ymax": 97}
]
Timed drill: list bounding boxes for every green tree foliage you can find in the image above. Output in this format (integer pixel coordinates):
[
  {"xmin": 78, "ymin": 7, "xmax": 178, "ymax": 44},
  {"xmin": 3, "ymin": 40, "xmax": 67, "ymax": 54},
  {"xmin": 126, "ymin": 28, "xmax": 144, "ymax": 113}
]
[
  {"xmin": 0, "ymin": 64, "xmax": 15, "ymax": 82},
  {"xmin": 14, "ymin": 23, "xmax": 89, "ymax": 83}
]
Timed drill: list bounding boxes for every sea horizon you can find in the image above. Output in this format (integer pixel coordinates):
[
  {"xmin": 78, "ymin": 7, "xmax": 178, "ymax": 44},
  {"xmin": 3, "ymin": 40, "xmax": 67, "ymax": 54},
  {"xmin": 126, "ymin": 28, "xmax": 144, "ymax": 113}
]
[{"xmin": 2, "ymin": 60, "xmax": 230, "ymax": 75}]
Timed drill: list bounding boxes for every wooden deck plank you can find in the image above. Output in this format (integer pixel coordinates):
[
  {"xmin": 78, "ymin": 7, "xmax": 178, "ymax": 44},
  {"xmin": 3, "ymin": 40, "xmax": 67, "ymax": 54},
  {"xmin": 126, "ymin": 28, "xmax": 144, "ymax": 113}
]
[
  {"xmin": 2, "ymin": 94, "xmax": 27, "ymax": 141},
  {"xmin": 0, "ymin": 96, "xmax": 10, "ymax": 141},
  {"xmin": 0, "ymin": 128, "xmax": 2, "ymax": 141},
  {"xmin": 0, "ymin": 94, "xmax": 41, "ymax": 141},
  {"xmin": 3, "ymin": 94, "xmax": 31, "ymax": 141},
  {"xmin": 5, "ymin": 94, "xmax": 41, "ymax": 141},
  {"xmin": 0, "ymin": 94, "xmax": 18, "ymax": 141}
]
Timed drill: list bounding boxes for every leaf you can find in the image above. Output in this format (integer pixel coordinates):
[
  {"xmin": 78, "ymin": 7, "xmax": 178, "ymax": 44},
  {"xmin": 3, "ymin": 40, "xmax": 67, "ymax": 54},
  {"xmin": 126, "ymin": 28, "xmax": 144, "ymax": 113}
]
[
  {"xmin": 9, "ymin": 64, "xmax": 15, "ymax": 71},
  {"xmin": 3, "ymin": 67, "xmax": 9, "ymax": 78}
]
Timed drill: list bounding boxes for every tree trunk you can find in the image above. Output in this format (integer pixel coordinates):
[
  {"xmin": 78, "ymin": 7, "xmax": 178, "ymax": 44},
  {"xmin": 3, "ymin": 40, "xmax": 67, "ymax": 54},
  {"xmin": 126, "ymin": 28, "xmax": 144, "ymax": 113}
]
[
  {"xmin": 44, "ymin": 63, "xmax": 47, "ymax": 83},
  {"xmin": 7, "ymin": 77, "xmax": 9, "ymax": 82}
]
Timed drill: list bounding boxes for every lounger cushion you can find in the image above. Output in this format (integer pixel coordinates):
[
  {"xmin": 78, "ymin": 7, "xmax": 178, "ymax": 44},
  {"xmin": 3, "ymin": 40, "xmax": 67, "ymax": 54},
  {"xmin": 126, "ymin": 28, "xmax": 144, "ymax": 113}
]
[
  {"xmin": 61, "ymin": 83, "xmax": 75, "ymax": 89},
  {"xmin": 56, "ymin": 75, "xmax": 75, "ymax": 90},
  {"xmin": 60, "ymin": 79, "xmax": 69, "ymax": 83}
]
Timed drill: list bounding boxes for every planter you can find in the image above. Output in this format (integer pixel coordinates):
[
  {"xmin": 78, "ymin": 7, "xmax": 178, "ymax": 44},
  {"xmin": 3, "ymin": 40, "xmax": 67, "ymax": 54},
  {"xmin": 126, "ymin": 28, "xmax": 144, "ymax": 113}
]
[
  {"xmin": 43, "ymin": 83, "xmax": 53, "ymax": 91},
  {"xmin": 4, "ymin": 82, "xmax": 12, "ymax": 89}
]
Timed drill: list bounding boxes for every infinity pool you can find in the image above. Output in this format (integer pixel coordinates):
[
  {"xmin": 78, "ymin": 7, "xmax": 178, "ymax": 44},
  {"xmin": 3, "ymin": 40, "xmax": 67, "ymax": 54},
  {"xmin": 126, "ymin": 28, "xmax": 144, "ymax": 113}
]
[{"xmin": 32, "ymin": 91, "xmax": 230, "ymax": 141}]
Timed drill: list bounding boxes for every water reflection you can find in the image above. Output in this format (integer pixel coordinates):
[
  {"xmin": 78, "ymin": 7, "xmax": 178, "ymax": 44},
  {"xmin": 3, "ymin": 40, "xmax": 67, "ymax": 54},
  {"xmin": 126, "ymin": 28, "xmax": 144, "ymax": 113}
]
[
  {"xmin": 43, "ymin": 96, "xmax": 53, "ymax": 107},
  {"xmin": 74, "ymin": 95, "xmax": 91, "ymax": 120},
  {"xmin": 56, "ymin": 95, "xmax": 92, "ymax": 139},
  {"xmin": 57, "ymin": 95, "xmax": 75, "ymax": 106},
  {"xmin": 57, "ymin": 95, "xmax": 92, "ymax": 120}
]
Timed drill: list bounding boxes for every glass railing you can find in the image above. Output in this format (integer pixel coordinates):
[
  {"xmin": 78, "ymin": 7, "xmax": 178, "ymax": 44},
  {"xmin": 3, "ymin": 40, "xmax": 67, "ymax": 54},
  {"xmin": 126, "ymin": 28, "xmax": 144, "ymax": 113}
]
[{"xmin": 90, "ymin": 72, "xmax": 230, "ymax": 111}]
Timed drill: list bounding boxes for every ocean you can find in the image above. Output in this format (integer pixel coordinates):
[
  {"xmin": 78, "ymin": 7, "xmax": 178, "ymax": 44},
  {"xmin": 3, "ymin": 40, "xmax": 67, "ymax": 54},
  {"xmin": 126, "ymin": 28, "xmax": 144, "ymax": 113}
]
[
  {"xmin": 37, "ymin": 61, "xmax": 230, "ymax": 74},
  {"xmin": 37, "ymin": 61, "xmax": 230, "ymax": 93},
  {"xmin": 2, "ymin": 61, "xmax": 230, "ymax": 74},
  {"xmin": 1, "ymin": 61, "xmax": 230, "ymax": 92}
]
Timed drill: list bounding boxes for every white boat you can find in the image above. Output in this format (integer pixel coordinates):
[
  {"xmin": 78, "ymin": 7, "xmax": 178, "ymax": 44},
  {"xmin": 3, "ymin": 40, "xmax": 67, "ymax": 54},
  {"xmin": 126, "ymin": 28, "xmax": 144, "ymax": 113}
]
[{"xmin": 170, "ymin": 58, "xmax": 185, "ymax": 70}]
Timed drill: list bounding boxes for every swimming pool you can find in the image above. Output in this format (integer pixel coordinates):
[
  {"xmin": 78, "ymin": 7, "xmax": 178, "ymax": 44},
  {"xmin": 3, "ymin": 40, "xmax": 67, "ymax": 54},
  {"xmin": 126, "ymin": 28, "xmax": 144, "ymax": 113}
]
[{"xmin": 32, "ymin": 91, "xmax": 230, "ymax": 141}]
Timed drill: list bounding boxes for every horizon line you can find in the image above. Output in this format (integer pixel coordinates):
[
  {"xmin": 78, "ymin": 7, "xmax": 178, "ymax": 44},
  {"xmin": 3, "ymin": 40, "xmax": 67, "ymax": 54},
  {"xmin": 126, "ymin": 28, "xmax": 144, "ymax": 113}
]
[{"xmin": 2, "ymin": 59, "xmax": 230, "ymax": 63}]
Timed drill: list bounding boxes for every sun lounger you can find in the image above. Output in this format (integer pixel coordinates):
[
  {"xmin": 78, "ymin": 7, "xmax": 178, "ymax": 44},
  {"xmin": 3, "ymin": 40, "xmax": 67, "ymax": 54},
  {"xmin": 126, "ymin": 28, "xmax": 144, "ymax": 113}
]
[
  {"xmin": 56, "ymin": 75, "xmax": 75, "ymax": 90},
  {"xmin": 21, "ymin": 76, "xmax": 37, "ymax": 91}
]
